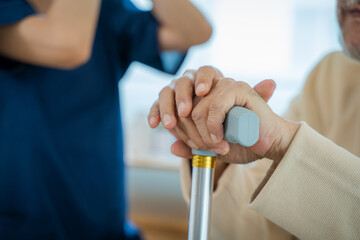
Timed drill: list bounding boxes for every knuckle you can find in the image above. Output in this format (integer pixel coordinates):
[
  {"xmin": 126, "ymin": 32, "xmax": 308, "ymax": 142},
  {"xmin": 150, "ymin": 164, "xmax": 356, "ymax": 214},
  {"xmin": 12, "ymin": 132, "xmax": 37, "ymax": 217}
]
[
  {"xmin": 207, "ymin": 115, "xmax": 218, "ymax": 129},
  {"xmin": 198, "ymin": 66, "xmax": 216, "ymax": 82},
  {"xmin": 158, "ymin": 86, "xmax": 172, "ymax": 98},
  {"xmin": 234, "ymin": 81, "xmax": 249, "ymax": 89},
  {"xmin": 198, "ymin": 65, "xmax": 215, "ymax": 73},
  {"xmin": 191, "ymin": 108, "xmax": 203, "ymax": 123},
  {"xmin": 248, "ymin": 88, "xmax": 259, "ymax": 98},
  {"xmin": 218, "ymin": 78, "xmax": 235, "ymax": 87},
  {"xmin": 209, "ymin": 100, "xmax": 223, "ymax": 113},
  {"xmin": 208, "ymin": 103, "xmax": 223, "ymax": 126},
  {"xmin": 220, "ymin": 77, "xmax": 233, "ymax": 81},
  {"xmin": 222, "ymin": 77, "xmax": 234, "ymax": 82},
  {"xmin": 174, "ymin": 77, "xmax": 192, "ymax": 89}
]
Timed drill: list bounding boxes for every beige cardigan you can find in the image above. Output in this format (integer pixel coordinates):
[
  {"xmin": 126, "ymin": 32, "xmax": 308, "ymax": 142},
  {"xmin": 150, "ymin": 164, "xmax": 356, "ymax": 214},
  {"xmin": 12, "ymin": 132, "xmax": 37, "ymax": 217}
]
[{"xmin": 180, "ymin": 52, "xmax": 360, "ymax": 240}]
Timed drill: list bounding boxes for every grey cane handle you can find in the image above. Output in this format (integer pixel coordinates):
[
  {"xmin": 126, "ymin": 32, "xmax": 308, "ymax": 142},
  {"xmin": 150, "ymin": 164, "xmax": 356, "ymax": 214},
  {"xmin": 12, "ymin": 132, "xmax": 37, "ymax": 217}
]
[{"xmin": 191, "ymin": 106, "xmax": 259, "ymax": 156}]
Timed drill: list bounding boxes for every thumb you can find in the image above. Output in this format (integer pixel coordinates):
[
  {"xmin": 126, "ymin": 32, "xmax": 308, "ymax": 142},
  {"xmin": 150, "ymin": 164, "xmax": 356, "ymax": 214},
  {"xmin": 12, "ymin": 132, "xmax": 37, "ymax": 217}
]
[
  {"xmin": 253, "ymin": 79, "xmax": 276, "ymax": 103},
  {"xmin": 171, "ymin": 140, "xmax": 193, "ymax": 159}
]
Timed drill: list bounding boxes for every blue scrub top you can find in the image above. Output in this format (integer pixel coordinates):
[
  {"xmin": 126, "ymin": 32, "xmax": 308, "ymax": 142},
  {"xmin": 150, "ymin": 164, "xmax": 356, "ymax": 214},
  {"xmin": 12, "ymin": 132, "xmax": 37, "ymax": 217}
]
[{"xmin": 0, "ymin": 0, "xmax": 183, "ymax": 239}]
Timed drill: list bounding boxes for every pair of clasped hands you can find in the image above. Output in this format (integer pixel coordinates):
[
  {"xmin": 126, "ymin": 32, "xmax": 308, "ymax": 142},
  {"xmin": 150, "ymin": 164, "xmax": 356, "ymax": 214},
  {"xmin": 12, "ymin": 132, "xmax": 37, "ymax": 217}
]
[{"xmin": 148, "ymin": 66, "xmax": 300, "ymax": 166}]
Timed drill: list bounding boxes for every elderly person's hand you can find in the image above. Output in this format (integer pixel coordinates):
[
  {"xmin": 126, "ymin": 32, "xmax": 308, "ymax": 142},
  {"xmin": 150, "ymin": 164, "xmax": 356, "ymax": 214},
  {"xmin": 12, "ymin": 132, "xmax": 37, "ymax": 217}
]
[{"xmin": 148, "ymin": 66, "xmax": 300, "ymax": 165}]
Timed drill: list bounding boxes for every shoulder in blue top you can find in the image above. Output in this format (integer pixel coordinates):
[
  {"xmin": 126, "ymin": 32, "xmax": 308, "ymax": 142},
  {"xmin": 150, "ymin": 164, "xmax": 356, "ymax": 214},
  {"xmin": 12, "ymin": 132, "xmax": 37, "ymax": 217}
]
[{"xmin": 0, "ymin": 0, "xmax": 185, "ymax": 239}]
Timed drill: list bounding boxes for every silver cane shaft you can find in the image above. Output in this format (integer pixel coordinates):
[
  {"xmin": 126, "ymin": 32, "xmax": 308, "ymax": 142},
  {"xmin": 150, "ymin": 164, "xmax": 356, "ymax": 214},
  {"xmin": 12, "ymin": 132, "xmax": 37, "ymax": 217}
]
[
  {"xmin": 188, "ymin": 158, "xmax": 215, "ymax": 240},
  {"xmin": 187, "ymin": 106, "xmax": 260, "ymax": 240}
]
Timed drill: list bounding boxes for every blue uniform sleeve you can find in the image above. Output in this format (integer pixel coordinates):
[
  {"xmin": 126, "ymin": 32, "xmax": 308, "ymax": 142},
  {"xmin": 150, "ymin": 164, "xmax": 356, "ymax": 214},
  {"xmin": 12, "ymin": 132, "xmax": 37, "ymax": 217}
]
[
  {"xmin": 116, "ymin": 4, "xmax": 186, "ymax": 75},
  {"xmin": 0, "ymin": 0, "xmax": 35, "ymax": 25}
]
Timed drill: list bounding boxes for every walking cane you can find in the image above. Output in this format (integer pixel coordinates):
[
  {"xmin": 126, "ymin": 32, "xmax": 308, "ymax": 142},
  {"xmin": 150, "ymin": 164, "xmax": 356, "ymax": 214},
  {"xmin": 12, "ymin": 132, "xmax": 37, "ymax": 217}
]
[{"xmin": 187, "ymin": 106, "xmax": 259, "ymax": 240}]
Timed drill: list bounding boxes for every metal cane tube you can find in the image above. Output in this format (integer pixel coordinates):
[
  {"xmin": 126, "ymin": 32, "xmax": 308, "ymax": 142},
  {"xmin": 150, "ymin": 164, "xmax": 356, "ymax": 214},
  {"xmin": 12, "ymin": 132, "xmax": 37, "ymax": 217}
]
[
  {"xmin": 188, "ymin": 155, "xmax": 216, "ymax": 240},
  {"xmin": 187, "ymin": 106, "xmax": 260, "ymax": 240}
]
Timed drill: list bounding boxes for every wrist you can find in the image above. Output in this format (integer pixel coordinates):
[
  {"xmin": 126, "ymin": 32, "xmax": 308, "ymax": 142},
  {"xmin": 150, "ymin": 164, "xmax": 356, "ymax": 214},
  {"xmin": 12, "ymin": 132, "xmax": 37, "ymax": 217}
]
[{"xmin": 267, "ymin": 118, "xmax": 300, "ymax": 164}]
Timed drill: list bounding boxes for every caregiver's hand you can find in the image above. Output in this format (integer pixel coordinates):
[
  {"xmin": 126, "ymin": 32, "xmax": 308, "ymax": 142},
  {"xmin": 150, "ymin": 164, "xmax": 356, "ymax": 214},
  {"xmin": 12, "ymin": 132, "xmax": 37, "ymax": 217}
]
[{"xmin": 148, "ymin": 66, "xmax": 228, "ymax": 152}]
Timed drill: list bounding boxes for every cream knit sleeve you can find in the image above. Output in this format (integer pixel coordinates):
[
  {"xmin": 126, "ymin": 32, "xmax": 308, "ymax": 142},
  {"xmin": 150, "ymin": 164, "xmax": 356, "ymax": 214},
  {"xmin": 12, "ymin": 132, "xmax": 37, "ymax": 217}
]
[{"xmin": 249, "ymin": 122, "xmax": 360, "ymax": 240}]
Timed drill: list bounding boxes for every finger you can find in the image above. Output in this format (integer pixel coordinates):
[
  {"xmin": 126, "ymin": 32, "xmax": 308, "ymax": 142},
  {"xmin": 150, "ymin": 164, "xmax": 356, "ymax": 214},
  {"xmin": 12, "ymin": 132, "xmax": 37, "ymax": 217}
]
[
  {"xmin": 208, "ymin": 140, "xmax": 230, "ymax": 155},
  {"xmin": 148, "ymin": 100, "xmax": 161, "ymax": 128},
  {"xmin": 195, "ymin": 66, "xmax": 218, "ymax": 96},
  {"xmin": 168, "ymin": 127, "xmax": 179, "ymax": 139},
  {"xmin": 206, "ymin": 78, "xmax": 236, "ymax": 142},
  {"xmin": 174, "ymin": 125, "xmax": 199, "ymax": 149},
  {"xmin": 158, "ymin": 84, "xmax": 177, "ymax": 129},
  {"xmin": 207, "ymin": 80, "xmax": 269, "ymax": 143},
  {"xmin": 171, "ymin": 140, "xmax": 193, "ymax": 159},
  {"xmin": 191, "ymin": 98, "xmax": 230, "ymax": 154},
  {"xmin": 175, "ymin": 71, "xmax": 196, "ymax": 118},
  {"xmin": 177, "ymin": 117, "xmax": 207, "ymax": 150},
  {"xmin": 253, "ymin": 79, "xmax": 276, "ymax": 103}
]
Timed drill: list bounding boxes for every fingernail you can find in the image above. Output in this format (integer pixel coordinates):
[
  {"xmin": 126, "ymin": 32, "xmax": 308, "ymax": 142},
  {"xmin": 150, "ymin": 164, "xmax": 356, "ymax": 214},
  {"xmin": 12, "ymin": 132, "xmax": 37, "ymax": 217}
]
[
  {"xmin": 149, "ymin": 117, "xmax": 156, "ymax": 126},
  {"xmin": 196, "ymin": 83, "xmax": 206, "ymax": 94},
  {"xmin": 187, "ymin": 140, "xmax": 198, "ymax": 149},
  {"xmin": 210, "ymin": 148, "xmax": 225, "ymax": 155},
  {"xmin": 163, "ymin": 114, "xmax": 172, "ymax": 126},
  {"xmin": 178, "ymin": 102, "xmax": 186, "ymax": 114},
  {"xmin": 210, "ymin": 134, "xmax": 218, "ymax": 143}
]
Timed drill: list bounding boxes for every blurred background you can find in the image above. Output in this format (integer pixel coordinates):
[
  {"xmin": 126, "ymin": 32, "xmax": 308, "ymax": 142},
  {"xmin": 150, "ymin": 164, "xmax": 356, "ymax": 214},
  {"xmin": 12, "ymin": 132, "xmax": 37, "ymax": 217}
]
[{"xmin": 122, "ymin": 0, "xmax": 341, "ymax": 239}]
